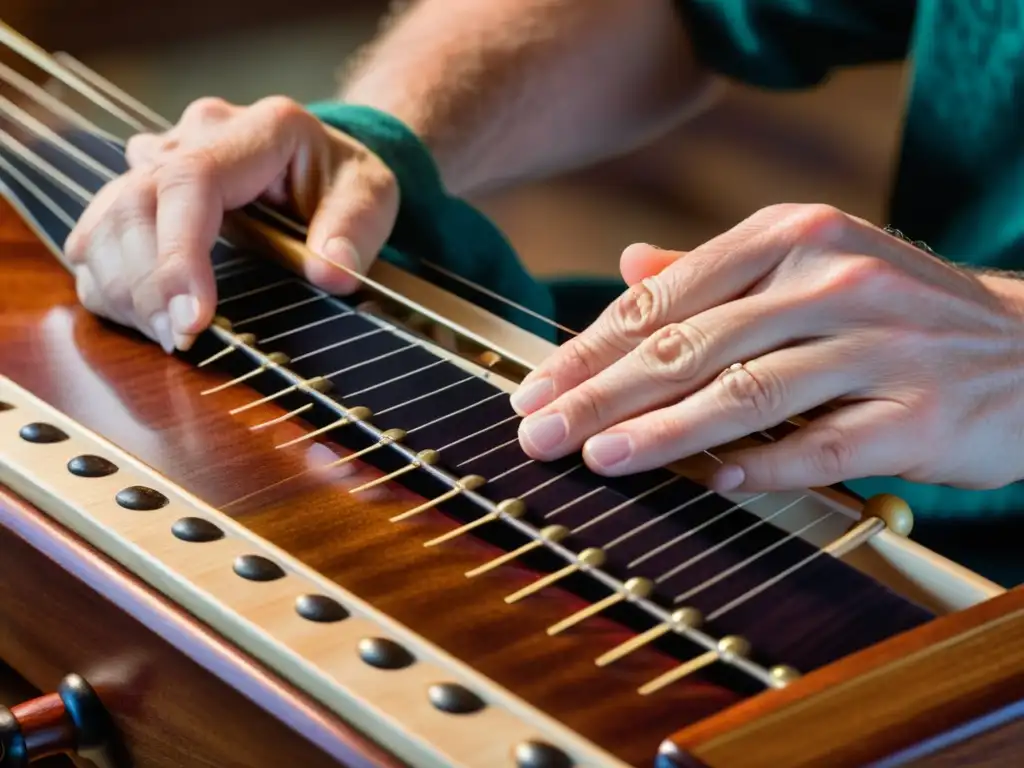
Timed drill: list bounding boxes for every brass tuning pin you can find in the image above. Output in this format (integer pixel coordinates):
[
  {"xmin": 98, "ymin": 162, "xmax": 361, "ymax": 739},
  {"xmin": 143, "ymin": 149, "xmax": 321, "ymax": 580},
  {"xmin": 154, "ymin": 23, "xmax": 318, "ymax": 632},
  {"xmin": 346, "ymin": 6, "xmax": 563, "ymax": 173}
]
[
  {"xmin": 477, "ymin": 351, "xmax": 503, "ymax": 368},
  {"xmin": 231, "ymin": 377, "xmax": 332, "ymax": 415},
  {"xmin": 245, "ymin": 378, "xmax": 336, "ymax": 431},
  {"xmin": 423, "ymin": 498, "xmax": 526, "ymax": 548},
  {"xmin": 768, "ymin": 665, "xmax": 801, "ymax": 688},
  {"xmin": 326, "ymin": 429, "xmax": 406, "ymax": 470},
  {"xmin": 350, "ymin": 449, "xmax": 441, "ymax": 494},
  {"xmin": 198, "ymin": 332, "xmax": 256, "ymax": 367},
  {"xmin": 465, "ymin": 524, "xmax": 570, "ymax": 578},
  {"xmin": 824, "ymin": 493, "xmax": 914, "ymax": 558},
  {"xmin": 275, "ymin": 406, "xmax": 372, "ymax": 449},
  {"xmin": 504, "ymin": 548, "xmax": 606, "ymax": 604},
  {"xmin": 638, "ymin": 635, "xmax": 751, "ymax": 696},
  {"xmin": 390, "ymin": 475, "xmax": 487, "ymax": 522},
  {"xmin": 546, "ymin": 577, "xmax": 654, "ymax": 636},
  {"xmin": 249, "ymin": 404, "xmax": 313, "ymax": 431},
  {"xmin": 200, "ymin": 352, "xmax": 290, "ymax": 396},
  {"xmin": 595, "ymin": 607, "xmax": 703, "ymax": 667}
]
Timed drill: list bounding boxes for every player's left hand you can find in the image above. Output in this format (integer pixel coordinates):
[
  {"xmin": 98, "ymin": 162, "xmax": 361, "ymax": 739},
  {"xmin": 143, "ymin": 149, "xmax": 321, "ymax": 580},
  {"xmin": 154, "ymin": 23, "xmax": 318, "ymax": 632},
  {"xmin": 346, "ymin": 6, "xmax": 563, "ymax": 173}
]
[{"xmin": 511, "ymin": 204, "xmax": 1024, "ymax": 493}]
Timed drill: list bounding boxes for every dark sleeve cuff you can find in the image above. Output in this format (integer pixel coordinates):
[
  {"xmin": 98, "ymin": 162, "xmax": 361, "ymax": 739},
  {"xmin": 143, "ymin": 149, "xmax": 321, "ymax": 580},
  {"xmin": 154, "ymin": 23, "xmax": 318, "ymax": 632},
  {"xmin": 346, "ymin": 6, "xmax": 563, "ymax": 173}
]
[{"xmin": 306, "ymin": 101, "xmax": 558, "ymax": 341}]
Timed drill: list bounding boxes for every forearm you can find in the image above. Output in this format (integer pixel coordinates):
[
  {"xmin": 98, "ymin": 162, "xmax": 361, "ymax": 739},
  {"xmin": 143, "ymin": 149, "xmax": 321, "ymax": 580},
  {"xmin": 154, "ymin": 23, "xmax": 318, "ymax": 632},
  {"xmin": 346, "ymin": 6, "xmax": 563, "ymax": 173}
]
[{"xmin": 339, "ymin": 0, "xmax": 714, "ymax": 196}]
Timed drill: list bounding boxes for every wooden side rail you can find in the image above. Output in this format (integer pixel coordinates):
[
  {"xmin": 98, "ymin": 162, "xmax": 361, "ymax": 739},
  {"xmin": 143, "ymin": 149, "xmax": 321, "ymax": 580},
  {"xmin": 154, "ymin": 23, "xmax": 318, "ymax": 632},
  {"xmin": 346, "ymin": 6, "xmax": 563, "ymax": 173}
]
[
  {"xmin": 0, "ymin": 483, "xmax": 401, "ymax": 768},
  {"xmin": 661, "ymin": 586, "xmax": 1024, "ymax": 767}
]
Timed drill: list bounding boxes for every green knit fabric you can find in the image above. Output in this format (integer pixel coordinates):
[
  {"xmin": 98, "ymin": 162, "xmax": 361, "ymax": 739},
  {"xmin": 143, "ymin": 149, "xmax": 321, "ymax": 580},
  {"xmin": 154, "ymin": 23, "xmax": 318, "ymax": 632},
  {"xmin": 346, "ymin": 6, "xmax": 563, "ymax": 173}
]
[{"xmin": 306, "ymin": 101, "xmax": 557, "ymax": 342}]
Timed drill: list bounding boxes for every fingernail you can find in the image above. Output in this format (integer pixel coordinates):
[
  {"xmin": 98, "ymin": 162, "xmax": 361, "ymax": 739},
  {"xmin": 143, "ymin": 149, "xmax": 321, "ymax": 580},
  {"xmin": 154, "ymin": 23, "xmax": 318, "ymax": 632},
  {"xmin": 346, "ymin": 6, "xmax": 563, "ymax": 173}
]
[
  {"xmin": 150, "ymin": 312, "xmax": 175, "ymax": 354},
  {"xmin": 173, "ymin": 332, "xmax": 196, "ymax": 352},
  {"xmin": 168, "ymin": 294, "xmax": 200, "ymax": 334},
  {"xmin": 519, "ymin": 412, "xmax": 567, "ymax": 455},
  {"xmin": 322, "ymin": 237, "xmax": 363, "ymax": 272},
  {"xmin": 510, "ymin": 376, "xmax": 553, "ymax": 415},
  {"xmin": 584, "ymin": 433, "xmax": 632, "ymax": 470},
  {"xmin": 712, "ymin": 464, "xmax": 745, "ymax": 493}
]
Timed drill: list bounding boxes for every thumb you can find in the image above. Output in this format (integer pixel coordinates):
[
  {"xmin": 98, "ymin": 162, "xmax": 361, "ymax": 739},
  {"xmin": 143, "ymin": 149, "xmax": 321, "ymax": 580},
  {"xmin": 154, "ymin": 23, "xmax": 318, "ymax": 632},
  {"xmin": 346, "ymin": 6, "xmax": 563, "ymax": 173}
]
[
  {"xmin": 619, "ymin": 243, "xmax": 686, "ymax": 286},
  {"xmin": 304, "ymin": 159, "xmax": 399, "ymax": 295}
]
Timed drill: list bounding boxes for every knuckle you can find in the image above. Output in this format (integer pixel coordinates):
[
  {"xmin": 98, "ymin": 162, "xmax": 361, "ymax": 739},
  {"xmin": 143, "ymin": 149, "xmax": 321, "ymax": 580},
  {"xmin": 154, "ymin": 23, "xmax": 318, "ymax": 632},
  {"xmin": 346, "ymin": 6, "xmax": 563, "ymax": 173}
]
[
  {"xmin": 827, "ymin": 257, "xmax": 906, "ymax": 299},
  {"xmin": 557, "ymin": 336, "xmax": 606, "ymax": 386},
  {"xmin": 639, "ymin": 322, "xmax": 707, "ymax": 382},
  {"xmin": 646, "ymin": 412, "xmax": 685, "ymax": 450},
  {"xmin": 719, "ymin": 362, "xmax": 784, "ymax": 420},
  {"xmin": 569, "ymin": 383, "xmax": 605, "ymax": 426},
  {"xmin": 130, "ymin": 273, "xmax": 167, "ymax": 320},
  {"xmin": 156, "ymin": 150, "xmax": 217, "ymax": 191},
  {"xmin": 785, "ymin": 204, "xmax": 850, "ymax": 245},
  {"xmin": 357, "ymin": 156, "xmax": 399, "ymax": 205},
  {"xmin": 810, "ymin": 428, "xmax": 855, "ymax": 478},
  {"xmin": 125, "ymin": 132, "xmax": 159, "ymax": 162},
  {"xmin": 256, "ymin": 95, "xmax": 308, "ymax": 125},
  {"xmin": 96, "ymin": 271, "xmax": 132, "ymax": 312},
  {"xmin": 753, "ymin": 202, "xmax": 802, "ymax": 223},
  {"xmin": 904, "ymin": 392, "xmax": 943, "ymax": 441},
  {"xmin": 613, "ymin": 278, "xmax": 667, "ymax": 338},
  {"xmin": 108, "ymin": 175, "xmax": 157, "ymax": 230},
  {"xmin": 182, "ymin": 96, "xmax": 232, "ymax": 123}
]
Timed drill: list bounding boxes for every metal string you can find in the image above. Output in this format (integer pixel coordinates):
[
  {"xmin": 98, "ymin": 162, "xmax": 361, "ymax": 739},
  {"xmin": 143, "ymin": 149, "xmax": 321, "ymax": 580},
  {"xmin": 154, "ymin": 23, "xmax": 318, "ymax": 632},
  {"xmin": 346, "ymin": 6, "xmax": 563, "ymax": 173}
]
[
  {"xmin": 628, "ymin": 493, "xmax": 773, "ymax": 568},
  {"xmin": 435, "ymin": 415, "xmax": 518, "ymax": 452},
  {"xmin": 0, "ymin": 52, "xmax": 802, "ymax": 474},
  {"xmin": 0, "ymin": 45, "xmax": 852, "ymax": 660},
  {"xmin": 231, "ymin": 295, "xmax": 328, "ymax": 328},
  {"xmin": 456, "ymin": 437, "xmax": 519, "ymax": 466},
  {"xmin": 36, "ymin": 50, "xmax": 585, "ymax": 340},
  {"xmin": 342, "ymin": 359, "xmax": 446, "ymax": 399},
  {"xmin": 372, "ymin": 375, "xmax": 476, "ymax": 417},
  {"xmin": 402, "ymin": 391, "xmax": 506, "ymax": 436},
  {"xmin": 601, "ymin": 490, "xmax": 721, "ymax": 550},
  {"xmin": 0, "ymin": 160, "xmax": 798, "ymax": 684},
  {"xmin": 654, "ymin": 496, "xmax": 808, "ymax": 584},
  {"xmin": 260, "ymin": 310, "xmax": 355, "ymax": 344},
  {"xmin": 671, "ymin": 511, "xmax": 836, "ymax": 605},
  {"xmin": 569, "ymin": 475, "xmax": 683, "ymax": 535},
  {"xmin": 0, "ymin": 28, "xmax": 815, "ymax": 510}
]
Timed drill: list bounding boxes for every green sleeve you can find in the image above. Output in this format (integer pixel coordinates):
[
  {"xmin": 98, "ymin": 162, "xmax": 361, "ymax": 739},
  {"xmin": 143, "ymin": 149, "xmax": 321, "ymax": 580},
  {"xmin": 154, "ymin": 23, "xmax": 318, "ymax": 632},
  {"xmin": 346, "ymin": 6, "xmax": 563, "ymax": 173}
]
[
  {"xmin": 676, "ymin": 0, "xmax": 917, "ymax": 89},
  {"xmin": 305, "ymin": 101, "xmax": 558, "ymax": 341}
]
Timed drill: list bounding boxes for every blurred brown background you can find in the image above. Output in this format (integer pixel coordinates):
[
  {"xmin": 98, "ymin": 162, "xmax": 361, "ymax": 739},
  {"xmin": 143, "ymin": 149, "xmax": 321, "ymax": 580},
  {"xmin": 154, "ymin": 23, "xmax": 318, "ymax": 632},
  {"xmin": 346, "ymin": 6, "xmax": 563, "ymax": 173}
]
[
  {"xmin": 0, "ymin": 0, "xmax": 908, "ymax": 711},
  {"xmin": 4, "ymin": 0, "xmax": 908, "ymax": 280}
]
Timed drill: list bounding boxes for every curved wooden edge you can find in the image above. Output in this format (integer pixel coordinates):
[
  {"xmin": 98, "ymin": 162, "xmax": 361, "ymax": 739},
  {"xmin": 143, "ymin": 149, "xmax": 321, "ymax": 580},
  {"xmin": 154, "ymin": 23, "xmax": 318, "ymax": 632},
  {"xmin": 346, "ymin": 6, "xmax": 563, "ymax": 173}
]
[
  {"xmin": 661, "ymin": 585, "xmax": 1024, "ymax": 767},
  {"xmin": 0, "ymin": 481, "xmax": 403, "ymax": 768}
]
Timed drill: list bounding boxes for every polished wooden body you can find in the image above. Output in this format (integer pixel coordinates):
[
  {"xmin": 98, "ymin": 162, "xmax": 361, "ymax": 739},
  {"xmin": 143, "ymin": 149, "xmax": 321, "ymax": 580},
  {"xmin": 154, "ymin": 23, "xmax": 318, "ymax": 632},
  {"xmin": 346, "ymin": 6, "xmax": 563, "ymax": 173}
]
[
  {"xmin": 1, "ymin": 191, "xmax": 1022, "ymax": 768},
  {"xmin": 664, "ymin": 586, "xmax": 1024, "ymax": 767},
  {"xmin": 0, "ymin": 197, "xmax": 738, "ymax": 763},
  {"xmin": 0, "ymin": 483, "xmax": 405, "ymax": 768}
]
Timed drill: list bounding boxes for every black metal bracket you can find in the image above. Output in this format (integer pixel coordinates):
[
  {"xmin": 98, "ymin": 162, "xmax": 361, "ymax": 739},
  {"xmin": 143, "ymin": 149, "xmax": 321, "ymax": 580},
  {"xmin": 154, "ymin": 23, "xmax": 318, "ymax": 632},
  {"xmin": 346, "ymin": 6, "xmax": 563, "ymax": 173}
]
[
  {"xmin": 0, "ymin": 705, "xmax": 27, "ymax": 768},
  {"xmin": 0, "ymin": 674, "xmax": 128, "ymax": 768},
  {"xmin": 58, "ymin": 674, "xmax": 129, "ymax": 768}
]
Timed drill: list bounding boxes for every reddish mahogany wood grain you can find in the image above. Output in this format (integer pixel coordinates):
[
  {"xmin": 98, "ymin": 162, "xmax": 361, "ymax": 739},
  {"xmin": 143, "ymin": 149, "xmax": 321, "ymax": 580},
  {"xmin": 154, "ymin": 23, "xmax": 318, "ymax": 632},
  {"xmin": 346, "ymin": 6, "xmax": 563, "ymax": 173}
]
[
  {"xmin": 10, "ymin": 693, "xmax": 75, "ymax": 761},
  {"xmin": 664, "ymin": 585, "xmax": 1024, "ymax": 767},
  {"xmin": 0, "ymin": 483, "xmax": 402, "ymax": 768},
  {"xmin": 0, "ymin": 197, "xmax": 740, "ymax": 765}
]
